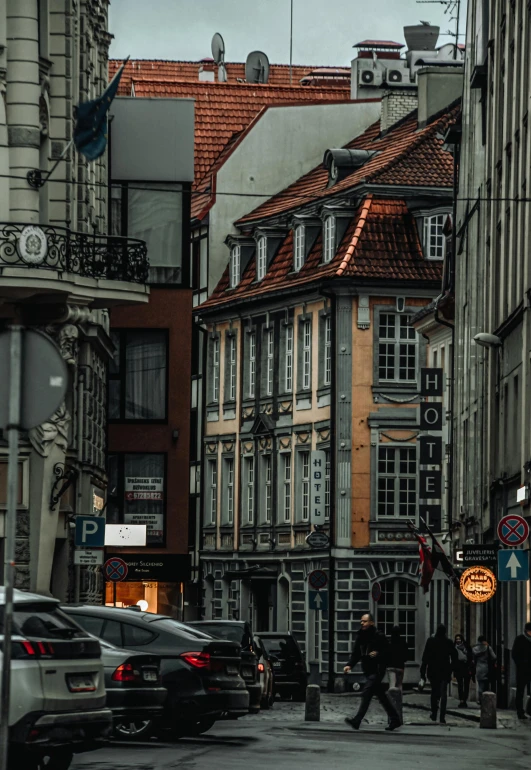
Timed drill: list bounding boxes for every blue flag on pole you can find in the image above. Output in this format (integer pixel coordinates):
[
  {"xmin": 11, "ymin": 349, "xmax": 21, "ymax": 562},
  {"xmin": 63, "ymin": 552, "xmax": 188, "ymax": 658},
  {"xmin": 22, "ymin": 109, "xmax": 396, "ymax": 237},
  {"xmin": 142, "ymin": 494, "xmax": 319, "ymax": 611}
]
[{"xmin": 73, "ymin": 57, "xmax": 129, "ymax": 161}]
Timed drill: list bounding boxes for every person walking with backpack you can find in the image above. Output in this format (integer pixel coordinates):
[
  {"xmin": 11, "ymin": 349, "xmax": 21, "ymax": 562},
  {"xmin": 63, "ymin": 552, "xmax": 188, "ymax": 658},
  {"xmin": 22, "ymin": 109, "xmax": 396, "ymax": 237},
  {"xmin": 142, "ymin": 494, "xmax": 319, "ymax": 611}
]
[
  {"xmin": 420, "ymin": 625, "xmax": 458, "ymax": 724},
  {"xmin": 511, "ymin": 622, "xmax": 531, "ymax": 719},
  {"xmin": 453, "ymin": 633, "xmax": 474, "ymax": 707},
  {"xmin": 472, "ymin": 636, "xmax": 497, "ymax": 704},
  {"xmin": 343, "ymin": 613, "xmax": 401, "ymax": 731}
]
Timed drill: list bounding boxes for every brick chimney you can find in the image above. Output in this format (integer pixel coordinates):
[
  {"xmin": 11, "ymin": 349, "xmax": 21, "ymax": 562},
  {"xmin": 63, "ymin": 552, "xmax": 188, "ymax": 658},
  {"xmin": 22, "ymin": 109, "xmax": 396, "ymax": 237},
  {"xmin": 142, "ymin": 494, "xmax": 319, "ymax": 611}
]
[{"xmin": 380, "ymin": 89, "xmax": 418, "ymax": 133}]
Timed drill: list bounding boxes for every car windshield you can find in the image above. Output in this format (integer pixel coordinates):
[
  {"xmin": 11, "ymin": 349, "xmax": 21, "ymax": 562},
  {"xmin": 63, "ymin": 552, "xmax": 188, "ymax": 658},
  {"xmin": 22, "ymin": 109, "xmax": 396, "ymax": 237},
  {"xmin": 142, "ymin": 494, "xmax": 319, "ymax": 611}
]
[
  {"xmin": 260, "ymin": 636, "xmax": 299, "ymax": 658},
  {"xmin": 0, "ymin": 604, "xmax": 87, "ymax": 640},
  {"xmin": 191, "ymin": 623, "xmax": 244, "ymax": 645}
]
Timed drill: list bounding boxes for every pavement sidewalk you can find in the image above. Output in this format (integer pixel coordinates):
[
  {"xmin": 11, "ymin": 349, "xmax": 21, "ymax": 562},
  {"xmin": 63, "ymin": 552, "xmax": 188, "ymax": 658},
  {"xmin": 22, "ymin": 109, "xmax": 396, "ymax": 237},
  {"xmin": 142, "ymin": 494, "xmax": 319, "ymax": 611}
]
[{"xmin": 403, "ymin": 688, "xmax": 526, "ymax": 730}]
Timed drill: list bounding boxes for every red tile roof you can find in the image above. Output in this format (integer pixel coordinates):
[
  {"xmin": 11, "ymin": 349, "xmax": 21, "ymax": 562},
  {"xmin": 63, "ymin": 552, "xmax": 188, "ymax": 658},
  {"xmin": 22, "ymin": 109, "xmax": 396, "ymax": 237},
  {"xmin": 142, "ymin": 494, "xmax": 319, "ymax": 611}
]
[
  {"xmin": 109, "ymin": 59, "xmax": 350, "ymax": 92},
  {"xmin": 236, "ymin": 105, "xmax": 458, "ymax": 226},
  {"xmin": 198, "ymin": 195, "xmax": 443, "ymax": 313}
]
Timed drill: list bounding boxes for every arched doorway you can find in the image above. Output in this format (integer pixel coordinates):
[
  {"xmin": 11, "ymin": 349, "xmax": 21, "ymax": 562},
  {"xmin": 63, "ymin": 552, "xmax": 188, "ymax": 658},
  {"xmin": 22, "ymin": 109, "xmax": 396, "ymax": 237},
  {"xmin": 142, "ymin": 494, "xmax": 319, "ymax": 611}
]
[
  {"xmin": 376, "ymin": 578, "xmax": 417, "ymax": 660},
  {"xmin": 277, "ymin": 576, "xmax": 290, "ymax": 631}
]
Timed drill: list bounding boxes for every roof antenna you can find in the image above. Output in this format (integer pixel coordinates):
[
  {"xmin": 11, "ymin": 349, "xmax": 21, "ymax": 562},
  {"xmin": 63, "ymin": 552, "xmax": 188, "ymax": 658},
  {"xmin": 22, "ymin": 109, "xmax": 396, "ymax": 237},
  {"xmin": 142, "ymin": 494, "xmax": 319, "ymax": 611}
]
[
  {"xmin": 211, "ymin": 32, "xmax": 227, "ymax": 82},
  {"xmin": 416, "ymin": 0, "xmax": 462, "ymax": 58}
]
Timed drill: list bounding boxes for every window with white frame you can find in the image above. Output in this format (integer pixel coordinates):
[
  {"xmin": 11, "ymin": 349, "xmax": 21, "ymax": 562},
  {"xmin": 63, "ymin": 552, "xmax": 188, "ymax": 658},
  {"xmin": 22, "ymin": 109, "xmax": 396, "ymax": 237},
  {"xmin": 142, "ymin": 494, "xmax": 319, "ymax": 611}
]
[
  {"xmin": 323, "ymin": 216, "xmax": 336, "ymax": 263},
  {"xmin": 266, "ymin": 329, "xmax": 274, "ymax": 396},
  {"xmin": 228, "ymin": 336, "xmax": 237, "ymax": 401},
  {"xmin": 248, "ymin": 332, "xmax": 256, "ymax": 398},
  {"xmin": 324, "ymin": 316, "xmax": 332, "ymax": 386},
  {"xmin": 282, "ymin": 453, "xmax": 292, "ymax": 523},
  {"xmin": 244, "ymin": 456, "xmax": 254, "ymax": 524},
  {"xmin": 301, "ymin": 451, "xmax": 310, "ymax": 521},
  {"xmin": 377, "ymin": 445, "xmax": 417, "ymax": 518},
  {"xmin": 230, "ymin": 245, "xmax": 241, "ymax": 288},
  {"xmin": 285, "ymin": 326, "xmax": 293, "ymax": 392},
  {"xmin": 225, "ymin": 458, "xmax": 234, "ymax": 524},
  {"xmin": 294, "ymin": 225, "xmax": 305, "ymax": 271},
  {"xmin": 325, "ymin": 450, "xmax": 331, "ymax": 521},
  {"xmin": 212, "ymin": 338, "xmax": 220, "ymax": 402},
  {"xmin": 207, "ymin": 460, "xmax": 217, "ymax": 525},
  {"xmin": 264, "ymin": 455, "xmax": 272, "ymax": 523},
  {"xmin": 423, "ymin": 213, "xmax": 445, "ymax": 260},
  {"xmin": 302, "ymin": 320, "xmax": 311, "ymax": 390},
  {"xmin": 256, "ymin": 236, "xmax": 267, "ymax": 280},
  {"xmin": 378, "ymin": 313, "xmax": 417, "ymax": 382},
  {"xmin": 377, "ymin": 579, "xmax": 416, "ymax": 658}
]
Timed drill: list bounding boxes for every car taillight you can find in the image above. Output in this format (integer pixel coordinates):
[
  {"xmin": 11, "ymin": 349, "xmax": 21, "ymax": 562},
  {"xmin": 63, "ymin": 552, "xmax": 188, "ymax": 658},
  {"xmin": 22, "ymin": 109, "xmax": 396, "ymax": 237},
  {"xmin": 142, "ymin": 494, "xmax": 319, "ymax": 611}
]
[
  {"xmin": 180, "ymin": 652, "xmax": 211, "ymax": 669},
  {"xmin": 7, "ymin": 641, "xmax": 56, "ymax": 659},
  {"xmin": 112, "ymin": 663, "xmax": 139, "ymax": 682},
  {"xmin": 258, "ymin": 662, "xmax": 264, "ymax": 673}
]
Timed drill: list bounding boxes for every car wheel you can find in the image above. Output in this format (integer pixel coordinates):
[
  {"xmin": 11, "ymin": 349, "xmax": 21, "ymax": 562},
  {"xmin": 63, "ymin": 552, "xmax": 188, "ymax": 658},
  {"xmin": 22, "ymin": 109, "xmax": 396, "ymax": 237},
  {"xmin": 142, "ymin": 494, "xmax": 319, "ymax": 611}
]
[
  {"xmin": 114, "ymin": 719, "xmax": 154, "ymax": 741},
  {"xmin": 36, "ymin": 751, "xmax": 74, "ymax": 770},
  {"xmin": 189, "ymin": 717, "xmax": 216, "ymax": 736}
]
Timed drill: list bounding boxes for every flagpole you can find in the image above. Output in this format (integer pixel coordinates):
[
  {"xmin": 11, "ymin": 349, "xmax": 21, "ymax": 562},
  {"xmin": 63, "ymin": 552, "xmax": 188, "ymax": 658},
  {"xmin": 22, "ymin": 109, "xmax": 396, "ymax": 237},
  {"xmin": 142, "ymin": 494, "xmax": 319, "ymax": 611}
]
[{"xmin": 289, "ymin": 0, "xmax": 293, "ymax": 85}]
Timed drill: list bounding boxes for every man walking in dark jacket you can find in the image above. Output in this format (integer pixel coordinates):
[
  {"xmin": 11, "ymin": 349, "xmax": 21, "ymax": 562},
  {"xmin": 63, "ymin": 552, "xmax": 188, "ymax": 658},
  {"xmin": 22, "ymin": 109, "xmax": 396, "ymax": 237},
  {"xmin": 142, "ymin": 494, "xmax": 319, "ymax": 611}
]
[
  {"xmin": 511, "ymin": 622, "xmax": 531, "ymax": 719},
  {"xmin": 420, "ymin": 624, "xmax": 458, "ymax": 724},
  {"xmin": 343, "ymin": 613, "xmax": 401, "ymax": 731}
]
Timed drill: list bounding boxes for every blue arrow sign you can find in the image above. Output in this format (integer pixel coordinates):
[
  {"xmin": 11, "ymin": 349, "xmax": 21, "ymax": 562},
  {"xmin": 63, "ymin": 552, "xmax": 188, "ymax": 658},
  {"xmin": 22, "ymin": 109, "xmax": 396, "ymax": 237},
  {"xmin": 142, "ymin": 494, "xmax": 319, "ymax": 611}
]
[
  {"xmin": 498, "ymin": 549, "xmax": 530, "ymax": 581},
  {"xmin": 75, "ymin": 515, "xmax": 105, "ymax": 547},
  {"xmin": 309, "ymin": 590, "xmax": 328, "ymax": 612}
]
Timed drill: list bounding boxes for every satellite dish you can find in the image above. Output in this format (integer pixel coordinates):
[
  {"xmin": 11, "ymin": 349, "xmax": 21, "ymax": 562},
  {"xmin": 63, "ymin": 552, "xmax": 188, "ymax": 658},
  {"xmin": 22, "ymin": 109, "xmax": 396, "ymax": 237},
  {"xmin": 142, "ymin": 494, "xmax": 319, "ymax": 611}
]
[
  {"xmin": 211, "ymin": 33, "xmax": 225, "ymax": 65},
  {"xmin": 245, "ymin": 50, "xmax": 270, "ymax": 84}
]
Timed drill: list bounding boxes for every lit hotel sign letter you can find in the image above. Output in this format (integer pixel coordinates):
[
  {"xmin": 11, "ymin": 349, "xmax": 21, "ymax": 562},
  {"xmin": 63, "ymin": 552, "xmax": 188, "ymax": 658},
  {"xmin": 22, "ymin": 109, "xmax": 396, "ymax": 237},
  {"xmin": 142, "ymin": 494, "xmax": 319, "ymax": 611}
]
[{"xmin": 310, "ymin": 450, "xmax": 326, "ymax": 527}]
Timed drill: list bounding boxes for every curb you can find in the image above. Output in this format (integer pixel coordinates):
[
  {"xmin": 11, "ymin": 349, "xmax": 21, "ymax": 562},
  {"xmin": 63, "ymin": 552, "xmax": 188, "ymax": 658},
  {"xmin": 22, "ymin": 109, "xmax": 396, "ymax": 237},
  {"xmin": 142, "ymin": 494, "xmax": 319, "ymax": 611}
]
[{"xmin": 406, "ymin": 702, "xmax": 480, "ymax": 723}]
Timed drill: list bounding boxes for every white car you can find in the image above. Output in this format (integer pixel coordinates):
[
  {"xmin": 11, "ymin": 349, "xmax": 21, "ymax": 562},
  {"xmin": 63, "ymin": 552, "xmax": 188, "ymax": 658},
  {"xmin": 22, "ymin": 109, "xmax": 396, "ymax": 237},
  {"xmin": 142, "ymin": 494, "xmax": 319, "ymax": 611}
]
[{"xmin": 3, "ymin": 589, "xmax": 112, "ymax": 770}]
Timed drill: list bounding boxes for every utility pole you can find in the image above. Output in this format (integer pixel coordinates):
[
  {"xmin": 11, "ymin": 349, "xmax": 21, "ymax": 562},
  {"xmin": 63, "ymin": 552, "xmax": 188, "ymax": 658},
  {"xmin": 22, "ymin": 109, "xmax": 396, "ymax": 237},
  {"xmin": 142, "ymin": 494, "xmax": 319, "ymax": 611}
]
[{"xmin": 289, "ymin": 0, "xmax": 294, "ymax": 85}]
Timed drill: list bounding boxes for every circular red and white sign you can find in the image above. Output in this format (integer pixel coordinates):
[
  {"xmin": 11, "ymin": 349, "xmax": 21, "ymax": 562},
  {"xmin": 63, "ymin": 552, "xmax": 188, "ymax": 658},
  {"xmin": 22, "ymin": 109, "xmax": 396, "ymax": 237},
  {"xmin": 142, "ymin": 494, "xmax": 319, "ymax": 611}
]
[
  {"xmin": 497, "ymin": 514, "xmax": 529, "ymax": 547},
  {"xmin": 104, "ymin": 557, "xmax": 128, "ymax": 582},
  {"xmin": 308, "ymin": 569, "xmax": 328, "ymax": 590}
]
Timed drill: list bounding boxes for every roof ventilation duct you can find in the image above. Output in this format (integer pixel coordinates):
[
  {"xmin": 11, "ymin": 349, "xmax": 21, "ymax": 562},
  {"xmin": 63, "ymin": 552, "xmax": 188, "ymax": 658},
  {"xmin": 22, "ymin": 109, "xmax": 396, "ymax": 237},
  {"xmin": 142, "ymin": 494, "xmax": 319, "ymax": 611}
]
[
  {"xmin": 323, "ymin": 148, "xmax": 378, "ymax": 186},
  {"xmin": 404, "ymin": 23, "xmax": 440, "ymax": 52}
]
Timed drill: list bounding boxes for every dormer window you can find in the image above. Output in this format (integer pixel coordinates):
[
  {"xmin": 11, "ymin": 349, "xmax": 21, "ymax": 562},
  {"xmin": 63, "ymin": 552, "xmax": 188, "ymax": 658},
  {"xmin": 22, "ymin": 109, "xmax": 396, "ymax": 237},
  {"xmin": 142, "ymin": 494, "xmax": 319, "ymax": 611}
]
[
  {"xmin": 323, "ymin": 216, "xmax": 336, "ymax": 264},
  {"xmin": 294, "ymin": 225, "xmax": 305, "ymax": 272},
  {"xmin": 256, "ymin": 236, "xmax": 267, "ymax": 280},
  {"xmin": 423, "ymin": 213, "xmax": 445, "ymax": 260},
  {"xmin": 230, "ymin": 245, "xmax": 241, "ymax": 288}
]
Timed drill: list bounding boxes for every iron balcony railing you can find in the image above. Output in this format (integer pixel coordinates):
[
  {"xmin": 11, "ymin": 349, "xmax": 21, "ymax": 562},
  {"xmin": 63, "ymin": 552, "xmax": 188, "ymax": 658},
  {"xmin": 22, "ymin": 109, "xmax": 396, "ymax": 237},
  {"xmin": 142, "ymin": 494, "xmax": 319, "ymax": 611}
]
[{"xmin": 0, "ymin": 223, "xmax": 148, "ymax": 284}]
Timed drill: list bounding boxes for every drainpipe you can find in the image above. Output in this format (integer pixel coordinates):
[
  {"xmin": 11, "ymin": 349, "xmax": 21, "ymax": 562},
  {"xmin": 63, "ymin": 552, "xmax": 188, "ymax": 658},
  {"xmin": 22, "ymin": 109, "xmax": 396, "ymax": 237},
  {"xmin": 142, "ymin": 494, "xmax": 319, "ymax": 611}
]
[
  {"xmin": 6, "ymin": 0, "xmax": 40, "ymax": 222},
  {"xmin": 195, "ymin": 318, "xmax": 210, "ymax": 619},
  {"xmin": 320, "ymin": 284, "xmax": 336, "ymax": 693}
]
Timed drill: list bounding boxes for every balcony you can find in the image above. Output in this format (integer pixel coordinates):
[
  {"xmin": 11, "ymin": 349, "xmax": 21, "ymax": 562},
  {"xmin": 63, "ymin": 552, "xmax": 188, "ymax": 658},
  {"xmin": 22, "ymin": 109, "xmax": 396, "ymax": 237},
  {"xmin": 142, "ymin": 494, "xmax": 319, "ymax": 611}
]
[{"xmin": 0, "ymin": 223, "xmax": 149, "ymax": 308}]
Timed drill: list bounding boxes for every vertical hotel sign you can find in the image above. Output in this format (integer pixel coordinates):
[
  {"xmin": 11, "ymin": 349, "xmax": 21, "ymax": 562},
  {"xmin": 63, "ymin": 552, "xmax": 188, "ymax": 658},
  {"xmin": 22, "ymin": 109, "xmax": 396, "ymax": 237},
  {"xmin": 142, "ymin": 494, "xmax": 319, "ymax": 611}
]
[
  {"xmin": 419, "ymin": 368, "xmax": 444, "ymax": 531},
  {"xmin": 311, "ymin": 450, "xmax": 326, "ymax": 527}
]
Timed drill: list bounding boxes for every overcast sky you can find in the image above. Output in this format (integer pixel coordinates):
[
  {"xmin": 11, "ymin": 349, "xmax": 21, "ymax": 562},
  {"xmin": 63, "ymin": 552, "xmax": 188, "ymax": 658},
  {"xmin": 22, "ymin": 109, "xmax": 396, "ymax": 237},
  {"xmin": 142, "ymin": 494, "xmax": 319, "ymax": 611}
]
[{"xmin": 109, "ymin": 0, "xmax": 467, "ymax": 66}]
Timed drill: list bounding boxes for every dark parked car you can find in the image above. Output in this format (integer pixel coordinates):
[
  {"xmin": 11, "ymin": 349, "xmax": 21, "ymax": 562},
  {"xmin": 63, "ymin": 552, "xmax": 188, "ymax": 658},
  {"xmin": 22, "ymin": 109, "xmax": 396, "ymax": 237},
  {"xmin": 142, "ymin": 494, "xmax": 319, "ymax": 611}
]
[
  {"xmin": 188, "ymin": 621, "xmax": 261, "ymax": 714},
  {"xmin": 259, "ymin": 633, "xmax": 308, "ymax": 701},
  {"xmin": 98, "ymin": 639, "xmax": 166, "ymax": 740},
  {"xmin": 62, "ymin": 606, "xmax": 249, "ymax": 738}
]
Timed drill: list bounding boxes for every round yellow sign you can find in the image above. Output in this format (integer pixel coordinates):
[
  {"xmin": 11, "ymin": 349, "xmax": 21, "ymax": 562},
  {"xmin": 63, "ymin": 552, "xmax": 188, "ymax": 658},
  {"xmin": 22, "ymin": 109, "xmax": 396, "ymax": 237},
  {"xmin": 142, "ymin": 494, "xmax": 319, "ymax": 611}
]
[{"xmin": 460, "ymin": 566, "xmax": 497, "ymax": 603}]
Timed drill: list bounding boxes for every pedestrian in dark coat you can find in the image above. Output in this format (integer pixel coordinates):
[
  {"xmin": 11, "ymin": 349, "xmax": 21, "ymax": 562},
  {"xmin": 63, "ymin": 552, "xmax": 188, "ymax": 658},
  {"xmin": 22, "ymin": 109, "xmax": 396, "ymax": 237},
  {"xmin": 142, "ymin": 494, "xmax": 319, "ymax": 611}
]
[
  {"xmin": 511, "ymin": 622, "xmax": 531, "ymax": 719},
  {"xmin": 472, "ymin": 636, "xmax": 496, "ymax": 703},
  {"xmin": 420, "ymin": 624, "xmax": 458, "ymax": 724},
  {"xmin": 453, "ymin": 633, "xmax": 474, "ymax": 707},
  {"xmin": 343, "ymin": 613, "xmax": 401, "ymax": 731},
  {"xmin": 387, "ymin": 625, "xmax": 409, "ymax": 689}
]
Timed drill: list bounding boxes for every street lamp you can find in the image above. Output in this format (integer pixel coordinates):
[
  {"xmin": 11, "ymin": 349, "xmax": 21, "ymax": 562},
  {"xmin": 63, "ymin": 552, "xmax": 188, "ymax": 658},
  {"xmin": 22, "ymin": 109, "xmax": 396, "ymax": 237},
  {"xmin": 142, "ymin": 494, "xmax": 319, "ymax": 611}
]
[{"xmin": 473, "ymin": 332, "xmax": 502, "ymax": 348}]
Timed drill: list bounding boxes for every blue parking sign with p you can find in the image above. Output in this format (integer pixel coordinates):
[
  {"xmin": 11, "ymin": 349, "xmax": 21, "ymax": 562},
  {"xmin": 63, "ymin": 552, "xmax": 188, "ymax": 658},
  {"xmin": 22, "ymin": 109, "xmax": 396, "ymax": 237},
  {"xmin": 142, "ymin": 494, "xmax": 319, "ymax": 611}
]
[{"xmin": 75, "ymin": 516, "xmax": 105, "ymax": 547}]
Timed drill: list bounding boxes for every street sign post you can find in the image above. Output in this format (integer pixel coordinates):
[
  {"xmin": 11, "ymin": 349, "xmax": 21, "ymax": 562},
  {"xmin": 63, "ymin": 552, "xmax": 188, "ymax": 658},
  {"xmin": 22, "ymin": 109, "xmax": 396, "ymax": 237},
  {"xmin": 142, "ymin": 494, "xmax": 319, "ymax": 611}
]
[
  {"xmin": 498, "ymin": 549, "xmax": 530, "ymax": 581},
  {"xmin": 0, "ymin": 327, "xmax": 68, "ymax": 770},
  {"xmin": 74, "ymin": 549, "xmax": 104, "ymax": 566},
  {"xmin": 497, "ymin": 514, "xmax": 529, "ymax": 546},
  {"xmin": 309, "ymin": 590, "xmax": 328, "ymax": 612},
  {"xmin": 75, "ymin": 515, "xmax": 106, "ymax": 547},
  {"xmin": 306, "ymin": 530, "xmax": 330, "ymax": 549},
  {"xmin": 308, "ymin": 569, "xmax": 328, "ymax": 591}
]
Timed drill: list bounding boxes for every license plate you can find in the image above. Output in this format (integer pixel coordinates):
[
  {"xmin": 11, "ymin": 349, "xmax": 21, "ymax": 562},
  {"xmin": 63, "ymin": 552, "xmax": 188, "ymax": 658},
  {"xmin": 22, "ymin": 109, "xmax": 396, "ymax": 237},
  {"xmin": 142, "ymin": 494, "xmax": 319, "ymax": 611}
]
[
  {"xmin": 273, "ymin": 661, "xmax": 282, "ymax": 668},
  {"xmin": 67, "ymin": 674, "xmax": 96, "ymax": 693},
  {"xmin": 143, "ymin": 669, "xmax": 158, "ymax": 682},
  {"xmin": 242, "ymin": 666, "xmax": 254, "ymax": 678},
  {"xmin": 226, "ymin": 664, "xmax": 239, "ymax": 675}
]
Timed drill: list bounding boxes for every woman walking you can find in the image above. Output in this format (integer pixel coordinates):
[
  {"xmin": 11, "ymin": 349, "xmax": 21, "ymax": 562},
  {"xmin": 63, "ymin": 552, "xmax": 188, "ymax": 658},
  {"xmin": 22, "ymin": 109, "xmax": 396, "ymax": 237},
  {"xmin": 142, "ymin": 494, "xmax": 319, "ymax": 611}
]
[
  {"xmin": 473, "ymin": 636, "xmax": 497, "ymax": 703},
  {"xmin": 453, "ymin": 633, "xmax": 474, "ymax": 708}
]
